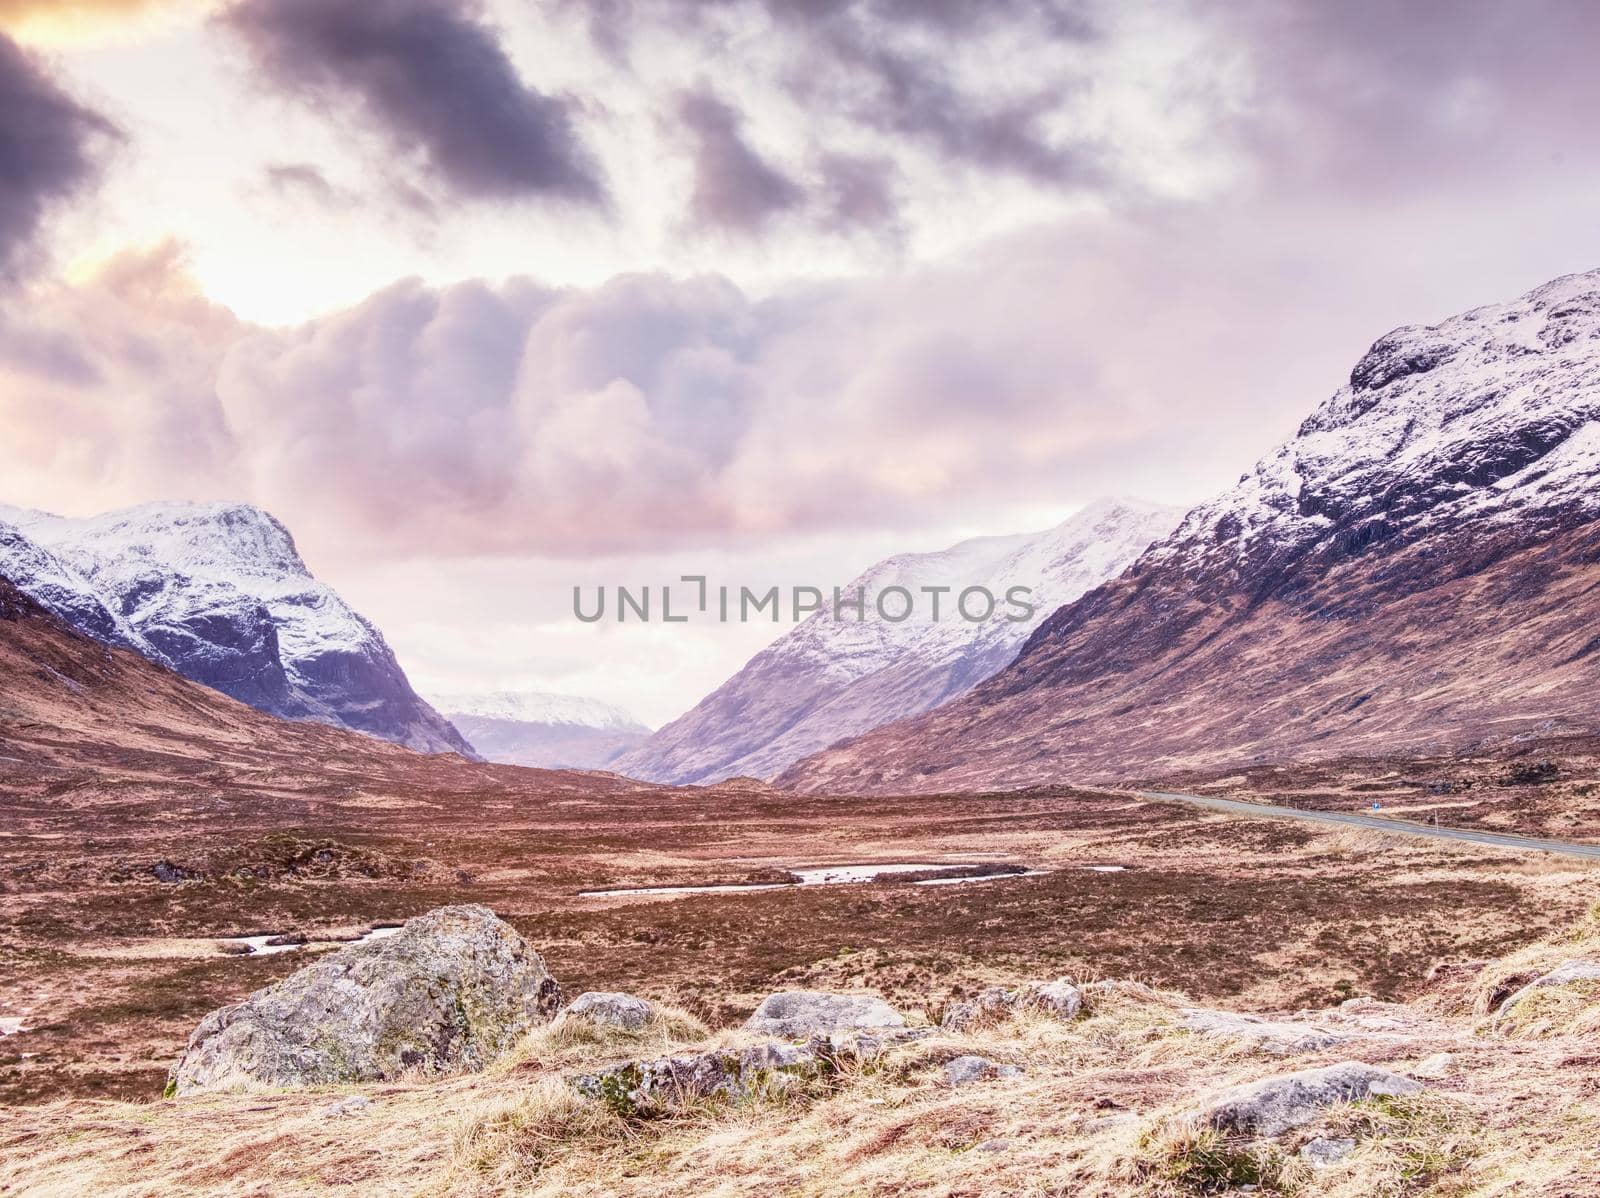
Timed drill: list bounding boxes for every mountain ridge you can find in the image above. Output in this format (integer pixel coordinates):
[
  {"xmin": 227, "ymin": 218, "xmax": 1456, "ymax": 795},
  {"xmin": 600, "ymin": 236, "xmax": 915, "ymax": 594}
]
[
  {"xmin": 616, "ymin": 498, "xmax": 1183, "ymax": 784},
  {"xmin": 0, "ymin": 500, "xmax": 472, "ymax": 757},
  {"xmin": 783, "ymin": 268, "xmax": 1600, "ymax": 794}
]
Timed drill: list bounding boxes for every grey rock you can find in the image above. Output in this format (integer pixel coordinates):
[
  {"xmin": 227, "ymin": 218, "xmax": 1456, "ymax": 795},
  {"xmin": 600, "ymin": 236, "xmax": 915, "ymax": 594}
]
[
  {"xmin": 1409, "ymin": 1052, "xmax": 1456, "ymax": 1079},
  {"xmin": 320, "ymin": 1095, "xmax": 373, "ymax": 1118},
  {"xmin": 170, "ymin": 905, "xmax": 561, "ymax": 1095},
  {"xmin": 564, "ymin": 991, "xmax": 654, "ymax": 1032},
  {"xmin": 574, "ymin": 1028, "xmax": 927, "ymax": 1116},
  {"xmin": 744, "ymin": 991, "xmax": 905, "ymax": 1039},
  {"xmin": 1022, "ymin": 979, "xmax": 1083, "ymax": 1020},
  {"xmin": 1299, "ymin": 1136, "xmax": 1356, "ymax": 1167},
  {"xmin": 1083, "ymin": 1112, "xmax": 1141, "ymax": 1135},
  {"xmin": 1199, "ymin": 1062, "xmax": 1423, "ymax": 1138},
  {"xmin": 1497, "ymin": 959, "xmax": 1600, "ymax": 1017},
  {"xmin": 940, "ymin": 986, "xmax": 1016, "ymax": 1032},
  {"xmin": 940, "ymin": 978, "xmax": 1082, "ymax": 1030},
  {"xmin": 943, "ymin": 1055, "xmax": 1023, "ymax": 1086},
  {"xmin": 1180, "ymin": 1007, "xmax": 1354, "ymax": 1056}
]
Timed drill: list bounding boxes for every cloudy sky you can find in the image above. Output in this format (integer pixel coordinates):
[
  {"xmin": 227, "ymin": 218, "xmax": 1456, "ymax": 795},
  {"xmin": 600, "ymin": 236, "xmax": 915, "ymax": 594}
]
[{"xmin": 3, "ymin": 0, "xmax": 1600, "ymax": 725}]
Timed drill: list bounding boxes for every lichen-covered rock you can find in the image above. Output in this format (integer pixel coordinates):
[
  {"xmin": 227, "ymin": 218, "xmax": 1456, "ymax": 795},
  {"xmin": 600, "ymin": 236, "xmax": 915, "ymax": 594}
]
[
  {"xmin": 940, "ymin": 986, "xmax": 1015, "ymax": 1031},
  {"xmin": 574, "ymin": 1028, "xmax": 926, "ymax": 1116},
  {"xmin": 1198, "ymin": 1062, "xmax": 1422, "ymax": 1138},
  {"xmin": 575, "ymin": 1041, "xmax": 830, "ymax": 1116},
  {"xmin": 943, "ymin": 1055, "xmax": 1023, "ymax": 1086},
  {"xmin": 1023, "ymin": 979, "xmax": 1083, "ymax": 1020},
  {"xmin": 1180, "ymin": 1008, "xmax": 1354, "ymax": 1056},
  {"xmin": 169, "ymin": 905, "xmax": 561, "ymax": 1095},
  {"xmin": 564, "ymin": 991, "xmax": 653, "ymax": 1032},
  {"xmin": 940, "ymin": 978, "xmax": 1082, "ymax": 1030},
  {"xmin": 1299, "ymin": 1136, "xmax": 1356, "ymax": 1167},
  {"xmin": 743, "ymin": 991, "xmax": 905, "ymax": 1038},
  {"xmin": 1496, "ymin": 959, "xmax": 1600, "ymax": 1017}
]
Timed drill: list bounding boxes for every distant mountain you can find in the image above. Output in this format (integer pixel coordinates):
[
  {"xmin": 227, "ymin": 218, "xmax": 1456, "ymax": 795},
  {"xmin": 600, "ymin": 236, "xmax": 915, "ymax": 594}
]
[
  {"xmin": 431, "ymin": 691, "xmax": 651, "ymax": 770},
  {"xmin": 785, "ymin": 269, "xmax": 1600, "ymax": 794},
  {"xmin": 0, "ymin": 501, "xmax": 472, "ymax": 756},
  {"xmin": 615, "ymin": 498, "xmax": 1182, "ymax": 784}
]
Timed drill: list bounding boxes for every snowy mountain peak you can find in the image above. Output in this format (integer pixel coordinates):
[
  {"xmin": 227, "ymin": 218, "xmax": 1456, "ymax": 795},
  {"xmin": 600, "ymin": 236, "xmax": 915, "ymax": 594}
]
[
  {"xmin": 0, "ymin": 500, "xmax": 471, "ymax": 757},
  {"xmin": 17, "ymin": 501, "xmax": 312, "ymax": 586},
  {"xmin": 615, "ymin": 497, "xmax": 1183, "ymax": 784},
  {"xmin": 430, "ymin": 691, "xmax": 649, "ymax": 733},
  {"xmin": 1157, "ymin": 268, "xmax": 1600, "ymax": 580}
]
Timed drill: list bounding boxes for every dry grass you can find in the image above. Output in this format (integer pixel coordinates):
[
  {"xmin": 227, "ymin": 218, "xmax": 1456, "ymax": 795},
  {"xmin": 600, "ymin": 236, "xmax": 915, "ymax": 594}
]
[
  {"xmin": 9, "ymin": 960, "xmax": 1600, "ymax": 1197},
  {"xmin": 493, "ymin": 1003, "xmax": 711, "ymax": 1074},
  {"xmin": 1467, "ymin": 900, "xmax": 1600, "ymax": 1035}
]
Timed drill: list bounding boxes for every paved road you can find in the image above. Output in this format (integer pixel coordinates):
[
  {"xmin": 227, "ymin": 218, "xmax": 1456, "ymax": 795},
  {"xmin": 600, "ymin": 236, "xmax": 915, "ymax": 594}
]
[{"xmin": 1140, "ymin": 790, "xmax": 1600, "ymax": 862}]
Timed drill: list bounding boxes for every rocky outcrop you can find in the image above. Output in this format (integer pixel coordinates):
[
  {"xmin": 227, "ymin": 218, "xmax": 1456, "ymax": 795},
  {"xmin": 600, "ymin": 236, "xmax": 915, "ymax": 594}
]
[
  {"xmin": 785, "ymin": 270, "xmax": 1600, "ymax": 794},
  {"xmin": 1197, "ymin": 1062, "xmax": 1423, "ymax": 1137},
  {"xmin": 564, "ymin": 991, "xmax": 654, "ymax": 1032},
  {"xmin": 170, "ymin": 906, "xmax": 560, "ymax": 1095},
  {"xmin": 743, "ymin": 991, "xmax": 906, "ymax": 1038}
]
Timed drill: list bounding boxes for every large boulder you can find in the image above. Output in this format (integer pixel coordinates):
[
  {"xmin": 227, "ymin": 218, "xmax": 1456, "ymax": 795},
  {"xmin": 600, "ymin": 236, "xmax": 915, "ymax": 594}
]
[
  {"xmin": 169, "ymin": 905, "xmax": 561, "ymax": 1095},
  {"xmin": 743, "ymin": 991, "xmax": 906, "ymax": 1038},
  {"xmin": 1198, "ymin": 1061, "xmax": 1422, "ymax": 1137}
]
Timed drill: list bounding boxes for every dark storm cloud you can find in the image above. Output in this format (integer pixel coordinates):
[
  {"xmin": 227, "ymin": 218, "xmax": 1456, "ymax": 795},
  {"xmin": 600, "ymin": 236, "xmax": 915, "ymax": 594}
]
[
  {"xmin": 676, "ymin": 85, "xmax": 802, "ymax": 234},
  {"xmin": 0, "ymin": 33, "xmax": 117, "ymax": 275},
  {"xmin": 222, "ymin": 0, "xmax": 604, "ymax": 204}
]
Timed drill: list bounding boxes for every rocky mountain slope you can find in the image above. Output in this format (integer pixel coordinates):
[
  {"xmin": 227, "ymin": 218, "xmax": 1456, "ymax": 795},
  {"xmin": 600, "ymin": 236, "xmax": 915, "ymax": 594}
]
[
  {"xmin": 616, "ymin": 499, "xmax": 1181, "ymax": 784},
  {"xmin": 432, "ymin": 691, "xmax": 651, "ymax": 770},
  {"xmin": 0, "ymin": 501, "xmax": 471, "ymax": 756},
  {"xmin": 785, "ymin": 269, "xmax": 1600, "ymax": 793}
]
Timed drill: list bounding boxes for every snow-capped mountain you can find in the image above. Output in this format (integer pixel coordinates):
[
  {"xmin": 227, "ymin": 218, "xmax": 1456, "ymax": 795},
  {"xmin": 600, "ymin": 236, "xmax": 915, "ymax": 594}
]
[
  {"xmin": 0, "ymin": 501, "xmax": 472, "ymax": 756},
  {"xmin": 785, "ymin": 269, "xmax": 1600, "ymax": 794},
  {"xmin": 615, "ymin": 498, "xmax": 1182, "ymax": 784},
  {"xmin": 431, "ymin": 690, "xmax": 651, "ymax": 770}
]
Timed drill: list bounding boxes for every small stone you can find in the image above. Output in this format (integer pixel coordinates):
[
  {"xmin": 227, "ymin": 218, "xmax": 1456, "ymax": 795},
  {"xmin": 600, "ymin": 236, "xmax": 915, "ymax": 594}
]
[
  {"xmin": 564, "ymin": 991, "xmax": 653, "ymax": 1032},
  {"xmin": 976, "ymin": 1139, "xmax": 1010, "ymax": 1152},
  {"xmin": 940, "ymin": 986, "xmax": 1014, "ymax": 1031},
  {"xmin": 321, "ymin": 1095, "xmax": 373, "ymax": 1118},
  {"xmin": 744, "ymin": 991, "xmax": 905, "ymax": 1039},
  {"xmin": 1083, "ymin": 1112, "xmax": 1140, "ymax": 1135},
  {"xmin": 1299, "ymin": 1136, "xmax": 1356, "ymax": 1167},
  {"xmin": 1409, "ymin": 1052, "xmax": 1456, "ymax": 1079},
  {"xmin": 942, "ymin": 1055, "xmax": 1022, "ymax": 1086},
  {"xmin": 1020, "ymin": 979, "xmax": 1083, "ymax": 1020}
]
